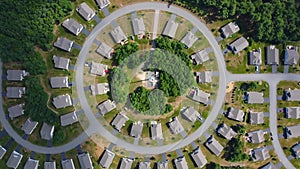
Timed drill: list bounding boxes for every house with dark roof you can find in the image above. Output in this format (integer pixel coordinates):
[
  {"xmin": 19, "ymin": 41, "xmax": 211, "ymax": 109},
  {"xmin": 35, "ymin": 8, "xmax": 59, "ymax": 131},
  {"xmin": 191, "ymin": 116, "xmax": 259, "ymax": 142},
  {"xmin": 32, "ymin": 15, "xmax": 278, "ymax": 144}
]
[
  {"xmin": 191, "ymin": 50, "xmax": 209, "ymax": 65},
  {"xmin": 150, "ymin": 121, "xmax": 163, "ymax": 140},
  {"xmin": 292, "ymin": 143, "xmax": 300, "ymax": 158},
  {"xmin": 24, "ymin": 158, "xmax": 39, "ymax": 169},
  {"xmin": 62, "ymin": 18, "xmax": 83, "ymax": 36},
  {"xmin": 227, "ymin": 107, "xmax": 244, "ymax": 122},
  {"xmin": 40, "ymin": 123, "xmax": 54, "ymax": 140},
  {"xmin": 0, "ymin": 145, "xmax": 6, "ymax": 160},
  {"xmin": 78, "ymin": 152, "xmax": 93, "ymax": 169},
  {"xmin": 217, "ymin": 123, "xmax": 237, "ymax": 140},
  {"xmin": 284, "ymin": 107, "xmax": 300, "ymax": 119},
  {"xmin": 283, "ymin": 89, "xmax": 300, "ymax": 101},
  {"xmin": 53, "ymin": 55, "xmax": 70, "ymax": 70},
  {"xmin": 284, "ymin": 45, "xmax": 300, "ymax": 65},
  {"xmin": 205, "ymin": 136, "xmax": 224, "ymax": 156},
  {"xmin": 99, "ymin": 149, "xmax": 115, "ymax": 168},
  {"xmin": 54, "ymin": 37, "xmax": 73, "ymax": 52},
  {"xmin": 111, "ymin": 113, "xmax": 128, "ymax": 132},
  {"xmin": 132, "ymin": 17, "xmax": 146, "ymax": 36},
  {"xmin": 76, "ymin": 2, "xmax": 95, "ymax": 21},
  {"xmin": 259, "ymin": 162, "xmax": 276, "ymax": 169},
  {"xmin": 97, "ymin": 100, "xmax": 116, "ymax": 116},
  {"xmin": 220, "ymin": 22, "xmax": 240, "ymax": 38},
  {"xmin": 50, "ymin": 77, "xmax": 69, "ymax": 88},
  {"xmin": 190, "ymin": 147, "xmax": 207, "ymax": 168},
  {"xmin": 95, "ymin": 0, "xmax": 110, "ymax": 9},
  {"xmin": 62, "ymin": 159, "xmax": 75, "ymax": 169},
  {"xmin": 180, "ymin": 31, "xmax": 198, "ymax": 48},
  {"xmin": 162, "ymin": 20, "xmax": 178, "ymax": 38},
  {"xmin": 247, "ymin": 130, "xmax": 265, "ymax": 143},
  {"xmin": 266, "ymin": 45, "xmax": 279, "ymax": 65},
  {"xmin": 60, "ymin": 112, "xmax": 78, "ymax": 126},
  {"xmin": 7, "ymin": 70, "xmax": 28, "ymax": 81},
  {"xmin": 96, "ymin": 42, "xmax": 114, "ymax": 59},
  {"xmin": 168, "ymin": 117, "xmax": 184, "ymax": 134},
  {"xmin": 110, "ymin": 26, "xmax": 128, "ymax": 44},
  {"xmin": 285, "ymin": 125, "xmax": 300, "ymax": 139},
  {"xmin": 8, "ymin": 103, "xmax": 24, "ymax": 120},
  {"xmin": 130, "ymin": 121, "xmax": 143, "ymax": 138},
  {"xmin": 181, "ymin": 106, "xmax": 200, "ymax": 123},
  {"xmin": 195, "ymin": 71, "xmax": 212, "ymax": 83},
  {"xmin": 90, "ymin": 62, "xmax": 108, "ymax": 76},
  {"xmin": 44, "ymin": 161, "xmax": 56, "ymax": 169},
  {"xmin": 21, "ymin": 118, "xmax": 38, "ymax": 135},
  {"xmin": 245, "ymin": 92, "xmax": 264, "ymax": 104},
  {"xmin": 157, "ymin": 161, "xmax": 168, "ymax": 169},
  {"xmin": 251, "ymin": 147, "xmax": 270, "ymax": 161},
  {"xmin": 90, "ymin": 83, "xmax": 109, "ymax": 96},
  {"xmin": 189, "ymin": 88, "xmax": 210, "ymax": 105},
  {"xmin": 52, "ymin": 94, "xmax": 73, "ymax": 109},
  {"xmin": 249, "ymin": 111, "xmax": 264, "ymax": 124},
  {"xmin": 229, "ymin": 37, "xmax": 249, "ymax": 54},
  {"xmin": 6, "ymin": 87, "xmax": 25, "ymax": 98},
  {"xmin": 174, "ymin": 156, "xmax": 188, "ymax": 169},
  {"xmin": 138, "ymin": 161, "xmax": 151, "ymax": 169},
  {"xmin": 119, "ymin": 158, "xmax": 133, "ymax": 169},
  {"xmin": 6, "ymin": 151, "xmax": 23, "ymax": 169},
  {"xmin": 249, "ymin": 48, "xmax": 262, "ymax": 65}
]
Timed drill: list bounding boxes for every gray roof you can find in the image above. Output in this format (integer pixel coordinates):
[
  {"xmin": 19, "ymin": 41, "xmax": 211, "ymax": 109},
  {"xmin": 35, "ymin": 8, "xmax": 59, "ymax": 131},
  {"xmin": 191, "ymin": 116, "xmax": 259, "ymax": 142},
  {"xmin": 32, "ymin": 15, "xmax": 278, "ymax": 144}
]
[
  {"xmin": 162, "ymin": 20, "xmax": 178, "ymax": 38},
  {"xmin": 191, "ymin": 50, "xmax": 209, "ymax": 65},
  {"xmin": 99, "ymin": 149, "xmax": 115, "ymax": 168},
  {"xmin": 52, "ymin": 94, "xmax": 73, "ymax": 109},
  {"xmin": 53, "ymin": 55, "xmax": 70, "ymax": 70},
  {"xmin": 292, "ymin": 143, "xmax": 300, "ymax": 158},
  {"xmin": 252, "ymin": 147, "xmax": 270, "ymax": 162},
  {"xmin": 205, "ymin": 136, "xmax": 224, "ymax": 156},
  {"xmin": 95, "ymin": 0, "xmax": 110, "ymax": 9},
  {"xmin": 220, "ymin": 22, "xmax": 240, "ymax": 38},
  {"xmin": 6, "ymin": 151, "xmax": 23, "ymax": 169},
  {"xmin": 8, "ymin": 103, "xmax": 24, "ymax": 120},
  {"xmin": 132, "ymin": 17, "xmax": 146, "ymax": 35},
  {"xmin": 227, "ymin": 107, "xmax": 244, "ymax": 122},
  {"xmin": 0, "ymin": 145, "xmax": 6, "ymax": 160},
  {"xmin": 97, "ymin": 100, "xmax": 116, "ymax": 116},
  {"xmin": 24, "ymin": 158, "xmax": 39, "ymax": 169},
  {"xmin": 90, "ymin": 62, "xmax": 108, "ymax": 76},
  {"xmin": 245, "ymin": 92, "xmax": 264, "ymax": 104},
  {"xmin": 189, "ymin": 88, "xmax": 210, "ymax": 105},
  {"xmin": 21, "ymin": 118, "xmax": 38, "ymax": 135},
  {"xmin": 181, "ymin": 107, "xmax": 200, "ymax": 123},
  {"xmin": 96, "ymin": 42, "xmax": 113, "ymax": 59},
  {"xmin": 174, "ymin": 156, "xmax": 188, "ymax": 169},
  {"xmin": 7, "ymin": 70, "xmax": 27, "ymax": 81},
  {"xmin": 150, "ymin": 121, "xmax": 163, "ymax": 140},
  {"xmin": 110, "ymin": 26, "xmax": 127, "ymax": 43},
  {"xmin": 40, "ymin": 123, "xmax": 54, "ymax": 140},
  {"xmin": 284, "ymin": 45, "xmax": 300, "ymax": 65},
  {"xmin": 180, "ymin": 31, "xmax": 197, "ymax": 48},
  {"xmin": 157, "ymin": 161, "xmax": 168, "ymax": 169},
  {"xmin": 130, "ymin": 121, "xmax": 143, "ymax": 137},
  {"xmin": 90, "ymin": 83, "xmax": 109, "ymax": 96},
  {"xmin": 120, "ymin": 158, "xmax": 133, "ymax": 169},
  {"xmin": 284, "ymin": 89, "xmax": 300, "ymax": 101},
  {"xmin": 168, "ymin": 117, "xmax": 184, "ymax": 134},
  {"xmin": 285, "ymin": 125, "xmax": 300, "ymax": 138},
  {"xmin": 50, "ymin": 76, "xmax": 69, "ymax": 88},
  {"xmin": 230, "ymin": 37, "xmax": 249, "ymax": 54},
  {"xmin": 138, "ymin": 161, "xmax": 151, "ymax": 169},
  {"xmin": 260, "ymin": 162, "xmax": 276, "ymax": 169},
  {"xmin": 54, "ymin": 37, "xmax": 73, "ymax": 52},
  {"xmin": 249, "ymin": 48, "xmax": 262, "ymax": 65},
  {"xmin": 62, "ymin": 18, "xmax": 83, "ymax": 36},
  {"xmin": 247, "ymin": 130, "xmax": 265, "ymax": 143},
  {"xmin": 249, "ymin": 111, "xmax": 264, "ymax": 124},
  {"xmin": 78, "ymin": 152, "xmax": 93, "ymax": 169},
  {"xmin": 285, "ymin": 107, "xmax": 300, "ymax": 119},
  {"xmin": 44, "ymin": 161, "xmax": 56, "ymax": 169},
  {"xmin": 6, "ymin": 87, "xmax": 25, "ymax": 98},
  {"xmin": 190, "ymin": 147, "xmax": 207, "ymax": 168},
  {"xmin": 217, "ymin": 123, "xmax": 237, "ymax": 140},
  {"xmin": 76, "ymin": 2, "xmax": 95, "ymax": 21},
  {"xmin": 111, "ymin": 113, "xmax": 129, "ymax": 131},
  {"xmin": 196, "ymin": 71, "xmax": 212, "ymax": 83},
  {"xmin": 62, "ymin": 159, "xmax": 75, "ymax": 169},
  {"xmin": 266, "ymin": 45, "xmax": 279, "ymax": 65},
  {"xmin": 60, "ymin": 112, "xmax": 78, "ymax": 127}
]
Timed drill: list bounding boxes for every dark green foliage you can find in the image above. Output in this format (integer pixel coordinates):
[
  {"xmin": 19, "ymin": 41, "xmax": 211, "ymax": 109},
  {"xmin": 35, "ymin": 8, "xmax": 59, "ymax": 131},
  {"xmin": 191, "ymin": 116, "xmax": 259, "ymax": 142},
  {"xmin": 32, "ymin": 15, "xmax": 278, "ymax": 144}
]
[
  {"xmin": 232, "ymin": 124, "xmax": 246, "ymax": 135},
  {"xmin": 158, "ymin": 71, "xmax": 180, "ymax": 97},
  {"xmin": 240, "ymin": 82, "xmax": 258, "ymax": 91},
  {"xmin": 109, "ymin": 68, "xmax": 130, "ymax": 103},
  {"xmin": 129, "ymin": 87, "xmax": 150, "ymax": 112},
  {"xmin": 225, "ymin": 137, "xmax": 248, "ymax": 162},
  {"xmin": 24, "ymin": 77, "xmax": 58, "ymax": 125},
  {"xmin": 206, "ymin": 162, "xmax": 244, "ymax": 169},
  {"xmin": 113, "ymin": 42, "xmax": 139, "ymax": 65},
  {"xmin": 53, "ymin": 127, "xmax": 66, "ymax": 145}
]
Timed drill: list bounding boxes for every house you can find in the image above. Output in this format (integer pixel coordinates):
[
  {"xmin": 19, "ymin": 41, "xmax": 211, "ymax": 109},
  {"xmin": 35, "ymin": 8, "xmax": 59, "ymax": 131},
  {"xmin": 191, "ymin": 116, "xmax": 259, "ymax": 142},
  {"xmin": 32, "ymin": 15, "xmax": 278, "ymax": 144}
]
[
  {"xmin": 78, "ymin": 152, "xmax": 93, "ymax": 169},
  {"xmin": 259, "ymin": 162, "xmax": 276, "ymax": 169},
  {"xmin": 62, "ymin": 18, "xmax": 83, "ymax": 36},
  {"xmin": 229, "ymin": 37, "xmax": 249, "ymax": 54},
  {"xmin": 99, "ymin": 149, "xmax": 115, "ymax": 168},
  {"xmin": 220, "ymin": 22, "xmax": 240, "ymax": 38},
  {"xmin": 6, "ymin": 151, "xmax": 23, "ymax": 169},
  {"xmin": 285, "ymin": 125, "xmax": 300, "ymax": 138},
  {"xmin": 130, "ymin": 121, "xmax": 143, "ymax": 138},
  {"xmin": 119, "ymin": 158, "xmax": 133, "ymax": 169},
  {"xmin": 111, "ymin": 113, "xmax": 128, "ymax": 131},
  {"xmin": 7, "ymin": 70, "xmax": 28, "ymax": 81},
  {"xmin": 76, "ymin": 2, "xmax": 95, "ymax": 21},
  {"xmin": 0, "ymin": 145, "xmax": 6, "ymax": 159},
  {"xmin": 247, "ymin": 130, "xmax": 265, "ymax": 143},
  {"xmin": 217, "ymin": 123, "xmax": 237, "ymax": 140},
  {"xmin": 284, "ymin": 107, "xmax": 300, "ymax": 119},
  {"xmin": 52, "ymin": 94, "xmax": 73, "ymax": 109},
  {"xmin": 180, "ymin": 106, "xmax": 200, "ymax": 123},
  {"xmin": 61, "ymin": 159, "xmax": 75, "ymax": 169},
  {"xmin": 292, "ymin": 143, "xmax": 300, "ymax": 158},
  {"xmin": 205, "ymin": 136, "xmax": 224, "ymax": 156},
  {"xmin": 245, "ymin": 92, "xmax": 264, "ymax": 104},
  {"xmin": 145, "ymin": 71, "xmax": 159, "ymax": 88},
  {"xmin": 44, "ymin": 161, "xmax": 56, "ymax": 169},
  {"xmin": 249, "ymin": 111, "xmax": 264, "ymax": 124},
  {"xmin": 95, "ymin": 0, "xmax": 110, "ymax": 9},
  {"xmin": 162, "ymin": 20, "xmax": 178, "ymax": 38},
  {"xmin": 21, "ymin": 118, "xmax": 38, "ymax": 135},
  {"xmin": 50, "ymin": 77, "xmax": 69, "ymax": 88},
  {"xmin": 110, "ymin": 26, "xmax": 128, "ymax": 44},
  {"xmin": 6, "ymin": 87, "xmax": 25, "ymax": 98},
  {"xmin": 53, "ymin": 55, "xmax": 70, "ymax": 70},
  {"xmin": 150, "ymin": 121, "xmax": 163, "ymax": 140},
  {"xmin": 90, "ymin": 83, "xmax": 109, "ymax": 95},
  {"xmin": 191, "ymin": 50, "xmax": 209, "ymax": 65},
  {"xmin": 190, "ymin": 147, "xmax": 207, "ymax": 168},
  {"xmin": 174, "ymin": 156, "xmax": 188, "ymax": 169},
  {"xmin": 266, "ymin": 45, "xmax": 279, "ymax": 65},
  {"xmin": 283, "ymin": 89, "xmax": 300, "ymax": 101},
  {"xmin": 90, "ymin": 62, "xmax": 108, "ymax": 76},
  {"xmin": 138, "ymin": 161, "xmax": 151, "ymax": 169},
  {"xmin": 195, "ymin": 71, "xmax": 212, "ymax": 83},
  {"xmin": 180, "ymin": 31, "xmax": 198, "ymax": 48},
  {"xmin": 284, "ymin": 45, "xmax": 300, "ymax": 65},
  {"xmin": 8, "ymin": 103, "xmax": 24, "ymax": 120},
  {"xmin": 157, "ymin": 161, "xmax": 168, "ymax": 169},
  {"xmin": 189, "ymin": 88, "xmax": 211, "ymax": 105},
  {"xmin": 24, "ymin": 158, "xmax": 39, "ymax": 169},
  {"xmin": 251, "ymin": 147, "xmax": 270, "ymax": 161},
  {"xmin": 249, "ymin": 48, "xmax": 262, "ymax": 65},
  {"xmin": 168, "ymin": 117, "xmax": 184, "ymax": 134},
  {"xmin": 97, "ymin": 100, "xmax": 116, "ymax": 116},
  {"xmin": 132, "ymin": 17, "xmax": 146, "ymax": 36},
  {"xmin": 60, "ymin": 112, "xmax": 78, "ymax": 126},
  {"xmin": 226, "ymin": 107, "xmax": 245, "ymax": 122},
  {"xmin": 40, "ymin": 123, "xmax": 54, "ymax": 140},
  {"xmin": 54, "ymin": 37, "xmax": 73, "ymax": 52},
  {"xmin": 96, "ymin": 42, "xmax": 114, "ymax": 59}
]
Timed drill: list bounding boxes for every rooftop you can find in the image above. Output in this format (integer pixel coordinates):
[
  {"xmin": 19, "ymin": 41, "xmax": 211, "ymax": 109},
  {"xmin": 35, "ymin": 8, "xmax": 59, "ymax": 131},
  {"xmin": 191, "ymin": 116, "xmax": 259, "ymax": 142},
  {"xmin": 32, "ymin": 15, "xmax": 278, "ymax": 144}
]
[
  {"xmin": 174, "ymin": 156, "xmax": 188, "ymax": 169},
  {"xmin": 95, "ymin": 0, "xmax": 110, "ymax": 9},
  {"xmin": 162, "ymin": 20, "xmax": 178, "ymax": 38},
  {"xmin": 266, "ymin": 45, "xmax": 279, "ymax": 65},
  {"xmin": 97, "ymin": 100, "xmax": 116, "ymax": 116},
  {"xmin": 285, "ymin": 107, "xmax": 300, "ymax": 119},
  {"xmin": 53, "ymin": 55, "xmax": 70, "ymax": 70},
  {"xmin": 54, "ymin": 37, "xmax": 73, "ymax": 52},
  {"xmin": 245, "ymin": 92, "xmax": 264, "ymax": 104},
  {"xmin": 90, "ymin": 83, "xmax": 109, "ymax": 96},
  {"xmin": 180, "ymin": 31, "xmax": 198, "ymax": 48},
  {"xmin": 90, "ymin": 62, "xmax": 108, "ymax": 76},
  {"xmin": 247, "ymin": 130, "xmax": 265, "ymax": 143},
  {"xmin": 6, "ymin": 87, "xmax": 25, "ymax": 99},
  {"xmin": 284, "ymin": 45, "xmax": 300, "ymax": 65},
  {"xmin": 24, "ymin": 158, "xmax": 39, "ymax": 169},
  {"xmin": 62, "ymin": 18, "xmax": 83, "ymax": 36},
  {"xmin": 138, "ymin": 161, "xmax": 151, "ymax": 169},
  {"xmin": 99, "ymin": 149, "xmax": 115, "ymax": 168},
  {"xmin": 40, "ymin": 123, "xmax": 54, "ymax": 140},
  {"xmin": 110, "ymin": 26, "xmax": 127, "ymax": 43},
  {"xmin": 217, "ymin": 123, "xmax": 237, "ymax": 140},
  {"xmin": 130, "ymin": 121, "xmax": 143, "ymax": 138},
  {"xmin": 96, "ymin": 42, "xmax": 113, "ymax": 59},
  {"xmin": 44, "ymin": 161, "xmax": 56, "ymax": 169},
  {"xmin": 7, "ymin": 70, "xmax": 28, "ymax": 81},
  {"xmin": 189, "ymin": 88, "xmax": 211, "ymax": 105},
  {"xmin": 249, "ymin": 48, "xmax": 262, "ymax": 65},
  {"xmin": 76, "ymin": 2, "xmax": 95, "ymax": 21},
  {"xmin": 119, "ymin": 158, "xmax": 133, "ymax": 169},
  {"xmin": 195, "ymin": 71, "xmax": 212, "ymax": 83},
  {"xmin": 252, "ymin": 147, "xmax": 270, "ymax": 162},
  {"xmin": 227, "ymin": 107, "xmax": 245, "ymax": 122},
  {"xmin": 61, "ymin": 159, "xmax": 75, "ymax": 169},
  {"xmin": 8, "ymin": 103, "xmax": 24, "ymax": 120},
  {"xmin": 191, "ymin": 50, "xmax": 209, "ymax": 65},
  {"xmin": 21, "ymin": 118, "xmax": 38, "ymax": 135},
  {"xmin": 249, "ymin": 111, "xmax": 264, "ymax": 124},
  {"xmin": 230, "ymin": 37, "xmax": 249, "ymax": 54},
  {"xmin": 150, "ymin": 121, "xmax": 163, "ymax": 140},
  {"xmin": 52, "ymin": 94, "xmax": 73, "ymax": 109},
  {"xmin": 111, "ymin": 113, "xmax": 129, "ymax": 131},
  {"xmin": 60, "ymin": 111, "xmax": 78, "ymax": 126},
  {"xmin": 6, "ymin": 151, "xmax": 23, "ymax": 169},
  {"xmin": 220, "ymin": 22, "xmax": 240, "ymax": 38},
  {"xmin": 50, "ymin": 76, "xmax": 69, "ymax": 88},
  {"xmin": 190, "ymin": 147, "xmax": 207, "ymax": 168},
  {"xmin": 168, "ymin": 117, "xmax": 184, "ymax": 134},
  {"xmin": 181, "ymin": 106, "xmax": 200, "ymax": 123},
  {"xmin": 132, "ymin": 17, "xmax": 146, "ymax": 35},
  {"xmin": 205, "ymin": 136, "xmax": 224, "ymax": 156},
  {"xmin": 78, "ymin": 152, "xmax": 93, "ymax": 169}
]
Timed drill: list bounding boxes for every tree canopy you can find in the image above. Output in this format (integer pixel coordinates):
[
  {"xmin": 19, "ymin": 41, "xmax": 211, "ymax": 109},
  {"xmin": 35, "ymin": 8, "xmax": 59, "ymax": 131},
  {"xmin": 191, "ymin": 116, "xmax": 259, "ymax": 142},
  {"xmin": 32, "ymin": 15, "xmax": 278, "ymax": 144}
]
[{"xmin": 113, "ymin": 42, "xmax": 139, "ymax": 65}]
